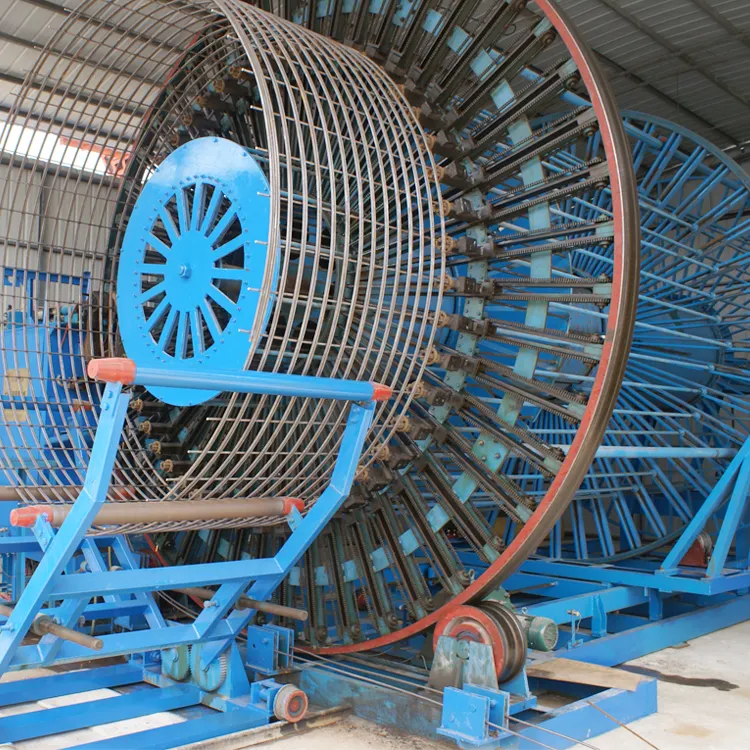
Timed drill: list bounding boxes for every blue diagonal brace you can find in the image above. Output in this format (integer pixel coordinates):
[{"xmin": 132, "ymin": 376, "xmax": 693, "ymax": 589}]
[
  {"xmin": 0, "ymin": 383, "xmax": 131, "ymax": 674},
  {"xmin": 661, "ymin": 437, "xmax": 750, "ymax": 573},
  {"xmin": 80, "ymin": 538, "xmax": 166, "ymax": 630},
  {"xmin": 110, "ymin": 536, "xmax": 167, "ymax": 628},
  {"xmin": 192, "ymin": 580, "xmax": 250, "ymax": 639},
  {"xmin": 707, "ymin": 453, "xmax": 750, "ymax": 577},
  {"xmin": 196, "ymin": 400, "xmax": 375, "ymax": 668}
]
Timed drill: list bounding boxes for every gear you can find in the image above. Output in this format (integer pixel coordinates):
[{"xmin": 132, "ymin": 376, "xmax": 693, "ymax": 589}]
[{"xmin": 189, "ymin": 643, "xmax": 229, "ymax": 692}]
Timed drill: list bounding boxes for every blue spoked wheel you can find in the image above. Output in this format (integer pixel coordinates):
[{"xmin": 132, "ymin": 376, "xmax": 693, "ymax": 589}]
[{"xmin": 117, "ymin": 137, "xmax": 276, "ymax": 406}]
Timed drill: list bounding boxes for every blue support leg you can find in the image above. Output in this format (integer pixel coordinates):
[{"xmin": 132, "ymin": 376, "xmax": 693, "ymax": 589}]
[
  {"xmin": 0, "ymin": 383, "xmax": 130, "ymax": 674},
  {"xmin": 661, "ymin": 437, "xmax": 750, "ymax": 572},
  {"xmin": 707, "ymin": 453, "xmax": 750, "ymax": 577},
  {"xmin": 196, "ymin": 400, "xmax": 375, "ymax": 669}
]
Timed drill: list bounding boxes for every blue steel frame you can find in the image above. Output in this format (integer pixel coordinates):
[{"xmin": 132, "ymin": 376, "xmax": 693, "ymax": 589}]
[
  {"xmin": 509, "ymin": 566, "xmax": 750, "ymax": 667},
  {"xmin": 297, "ymin": 652, "xmax": 657, "ymax": 749},
  {"xmin": 0, "ymin": 655, "xmax": 302, "ymax": 748},
  {"xmin": 439, "ymin": 434, "xmax": 750, "ymax": 668},
  {"xmin": 0, "ymin": 363, "xmax": 380, "ymax": 676}
]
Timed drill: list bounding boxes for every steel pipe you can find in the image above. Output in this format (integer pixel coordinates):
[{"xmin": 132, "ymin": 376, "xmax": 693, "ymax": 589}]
[
  {"xmin": 173, "ymin": 587, "xmax": 308, "ymax": 621},
  {"xmin": 0, "ymin": 605, "xmax": 103, "ymax": 651},
  {"xmin": 560, "ymin": 447, "xmax": 740, "ymax": 459},
  {"xmin": 10, "ymin": 498, "xmax": 305, "ymax": 528}
]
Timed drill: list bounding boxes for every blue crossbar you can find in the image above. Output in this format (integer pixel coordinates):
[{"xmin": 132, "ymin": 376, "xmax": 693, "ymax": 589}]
[
  {"xmin": 69, "ymin": 706, "xmax": 276, "ymax": 749},
  {"xmin": 0, "ymin": 663, "xmax": 143, "ymax": 708},
  {"xmin": 0, "ymin": 683, "xmax": 202, "ymax": 742}
]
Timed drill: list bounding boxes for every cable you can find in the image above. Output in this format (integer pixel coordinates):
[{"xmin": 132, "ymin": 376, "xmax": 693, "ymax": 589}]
[
  {"xmin": 294, "ymin": 650, "xmax": 602, "ymax": 750},
  {"xmin": 586, "ymin": 700, "xmax": 662, "ymax": 750}
]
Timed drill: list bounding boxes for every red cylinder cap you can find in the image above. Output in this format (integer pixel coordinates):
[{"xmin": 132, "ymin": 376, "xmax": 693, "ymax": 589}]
[
  {"xmin": 282, "ymin": 497, "xmax": 305, "ymax": 515},
  {"xmin": 370, "ymin": 383, "xmax": 392, "ymax": 402},
  {"xmin": 10, "ymin": 506, "xmax": 50, "ymax": 528},
  {"xmin": 87, "ymin": 358, "xmax": 137, "ymax": 384}
]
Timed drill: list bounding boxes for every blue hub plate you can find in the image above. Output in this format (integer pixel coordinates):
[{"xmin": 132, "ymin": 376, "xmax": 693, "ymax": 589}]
[{"xmin": 117, "ymin": 137, "xmax": 277, "ymax": 405}]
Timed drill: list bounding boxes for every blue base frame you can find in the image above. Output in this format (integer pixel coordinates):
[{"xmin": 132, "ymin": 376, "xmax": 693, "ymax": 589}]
[
  {"xmin": 0, "ymin": 657, "xmax": 297, "ymax": 749},
  {"xmin": 0, "ymin": 360, "xmax": 389, "ymax": 745},
  {"xmin": 298, "ymin": 654, "xmax": 657, "ymax": 749},
  {"xmin": 506, "ymin": 564, "xmax": 750, "ymax": 666}
]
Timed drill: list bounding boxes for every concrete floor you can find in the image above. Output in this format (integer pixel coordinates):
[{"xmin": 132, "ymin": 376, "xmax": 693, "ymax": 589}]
[{"xmin": 3, "ymin": 620, "xmax": 748, "ymax": 749}]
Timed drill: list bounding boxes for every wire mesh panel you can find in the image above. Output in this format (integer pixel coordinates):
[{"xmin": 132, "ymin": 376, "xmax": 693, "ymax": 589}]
[
  {"xmin": 0, "ymin": 1, "xmax": 219, "ymax": 506},
  {"xmin": 144, "ymin": 0, "xmax": 639, "ymax": 650}
]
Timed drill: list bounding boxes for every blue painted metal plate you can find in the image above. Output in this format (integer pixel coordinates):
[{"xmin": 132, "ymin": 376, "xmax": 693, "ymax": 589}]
[{"xmin": 117, "ymin": 137, "xmax": 277, "ymax": 406}]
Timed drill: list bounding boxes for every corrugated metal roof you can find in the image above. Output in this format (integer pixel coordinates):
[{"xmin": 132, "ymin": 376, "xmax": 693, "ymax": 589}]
[
  {"xmin": 0, "ymin": 0, "xmax": 212, "ymax": 150},
  {"xmin": 558, "ymin": 0, "xmax": 750, "ymax": 157},
  {"xmin": 0, "ymin": 0, "xmax": 748, "ymax": 157}
]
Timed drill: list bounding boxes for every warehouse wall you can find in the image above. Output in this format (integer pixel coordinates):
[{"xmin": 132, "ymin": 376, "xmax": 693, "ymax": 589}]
[{"xmin": 0, "ymin": 160, "xmax": 115, "ymax": 319}]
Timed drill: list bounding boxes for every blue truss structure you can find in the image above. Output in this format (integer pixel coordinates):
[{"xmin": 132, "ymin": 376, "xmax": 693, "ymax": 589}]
[{"xmin": 0, "ymin": 359, "xmax": 382, "ymax": 745}]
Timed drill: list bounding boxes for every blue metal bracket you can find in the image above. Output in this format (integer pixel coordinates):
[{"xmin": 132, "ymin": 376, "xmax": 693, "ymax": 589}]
[
  {"xmin": 438, "ymin": 684, "xmax": 510, "ymax": 746},
  {"xmin": 429, "ymin": 635, "xmax": 499, "ymax": 691},
  {"xmin": 245, "ymin": 623, "xmax": 295, "ymax": 675}
]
